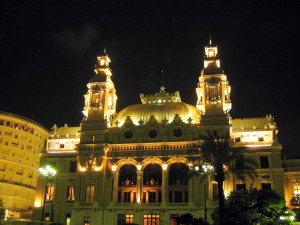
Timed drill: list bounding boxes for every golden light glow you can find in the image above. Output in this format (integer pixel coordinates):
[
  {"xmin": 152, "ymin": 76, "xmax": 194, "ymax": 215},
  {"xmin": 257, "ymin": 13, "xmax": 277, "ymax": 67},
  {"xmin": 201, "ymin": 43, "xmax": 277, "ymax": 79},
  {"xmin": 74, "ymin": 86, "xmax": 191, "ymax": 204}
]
[
  {"xmin": 79, "ymin": 166, "xmax": 87, "ymax": 172},
  {"xmin": 137, "ymin": 164, "xmax": 142, "ymax": 171},
  {"xmin": 112, "ymin": 164, "xmax": 117, "ymax": 172},
  {"xmin": 34, "ymin": 201, "xmax": 42, "ymax": 207},
  {"xmin": 100, "ymin": 59, "xmax": 105, "ymax": 66},
  {"xmin": 224, "ymin": 191, "xmax": 229, "ymax": 198},
  {"xmin": 244, "ymin": 144, "xmax": 271, "ymax": 147},
  {"xmin": 94, "ymin": 166, "xmax": 100, "ymax": 171},
  {"xmin": 162, "ymin": 163, "xmax": 168, "ymax": 171},
  {"xmin": 205, "ymin": 46, "xmax": 218, "ymax": 58}
]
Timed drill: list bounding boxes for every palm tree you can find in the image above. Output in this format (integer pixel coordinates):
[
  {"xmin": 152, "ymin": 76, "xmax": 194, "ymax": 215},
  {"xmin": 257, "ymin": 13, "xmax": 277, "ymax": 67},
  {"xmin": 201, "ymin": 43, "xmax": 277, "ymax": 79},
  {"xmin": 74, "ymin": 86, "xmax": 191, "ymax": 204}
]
[{"xmin": 199, "ymin": 131, "xmax": 257, "ymax": 225}]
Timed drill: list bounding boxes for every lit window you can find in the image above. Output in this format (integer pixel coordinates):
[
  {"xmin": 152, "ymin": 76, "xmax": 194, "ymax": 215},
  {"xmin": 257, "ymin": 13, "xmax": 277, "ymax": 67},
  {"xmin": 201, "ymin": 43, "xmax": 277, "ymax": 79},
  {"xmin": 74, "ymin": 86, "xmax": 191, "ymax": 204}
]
[
  {"xmin": 45, "ymin": 213, "xmax": 50, "ymax": 221},
  {"xmin": 66, "ymin": 214, "xmax": 71, "ymax": 225},
  {"xmin": 170, "ymin": 214, "xmax": 179, "ymax": 225},
  {"xmin": 67, "ymin": 186, "xmax": 75, "ymax": 201},
  {"xmin": 45, "ymin": 186, "xmax": 55, "ymax": 201},
  {"xmin": 143, "ymin": 214, "xmax": 160, "ymax": 225},
  {"xmin": 118, "ymin": 214, "xmax": 134, "ymax": 225},
  {"xmin": 100, "ymin": 59, "xmax": 105, "ymax": 66},
  {"xmin": 126, "ymin": 215, "xmax": 134, "ymax": 223},
  {"xmin": 85, "ymin": 185, "xmax": 95, "ymax": 203},
  {"xmin": 294, "ymin": 185, "xmax": 300, "ymax": 195},
  {"xmin": 84, "ymin": 217, "xmax": 90, "ymax": 225}
]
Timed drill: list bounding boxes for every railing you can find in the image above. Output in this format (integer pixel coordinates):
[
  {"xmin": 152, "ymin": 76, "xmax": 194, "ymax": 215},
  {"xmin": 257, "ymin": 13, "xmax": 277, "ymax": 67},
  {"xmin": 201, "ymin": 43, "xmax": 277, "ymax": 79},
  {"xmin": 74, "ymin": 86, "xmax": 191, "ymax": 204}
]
[
  {"xmin": 0, "ymin": 111, "xmax": 49, "ymax": 132},
  {"xmin": 0, "ymin": 179, "xmax": 36, "ymax": 190},
  {"xmin": 167, "ymin": 203, "xmax": 189, "ymax": 207}
]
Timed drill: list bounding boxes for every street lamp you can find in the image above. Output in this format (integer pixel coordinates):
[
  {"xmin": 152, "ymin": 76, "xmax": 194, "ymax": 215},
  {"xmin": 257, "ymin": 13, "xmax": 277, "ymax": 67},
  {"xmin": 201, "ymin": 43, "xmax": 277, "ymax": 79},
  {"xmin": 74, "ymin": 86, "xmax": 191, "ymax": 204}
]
[
  {"xmin": 39, "ymin": 165, "xmax": 56, "ymax": 221},
  {"xmin": 202, "ymin": 163, "xmax": 213, "ymax": 223}
]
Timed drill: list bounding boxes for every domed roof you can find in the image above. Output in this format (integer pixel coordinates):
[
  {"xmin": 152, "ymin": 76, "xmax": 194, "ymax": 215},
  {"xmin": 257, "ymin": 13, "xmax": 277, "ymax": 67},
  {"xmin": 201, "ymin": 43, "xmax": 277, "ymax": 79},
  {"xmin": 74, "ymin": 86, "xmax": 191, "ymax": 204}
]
[
  {"xmin": 112, "ymin": 102, "xmax": 200, "ymax": 126},
  {"xmin": 111, "ymin": 87, "xmax": 200, "ymax": 126}
]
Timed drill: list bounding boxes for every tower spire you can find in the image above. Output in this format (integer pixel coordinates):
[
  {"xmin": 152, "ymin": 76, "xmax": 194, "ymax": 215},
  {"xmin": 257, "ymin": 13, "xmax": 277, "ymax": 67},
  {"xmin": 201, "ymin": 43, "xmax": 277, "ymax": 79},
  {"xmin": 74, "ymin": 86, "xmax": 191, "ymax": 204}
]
[{"xmin": 209, "ymin": 34, "xmax": 212, "ymax": 45}]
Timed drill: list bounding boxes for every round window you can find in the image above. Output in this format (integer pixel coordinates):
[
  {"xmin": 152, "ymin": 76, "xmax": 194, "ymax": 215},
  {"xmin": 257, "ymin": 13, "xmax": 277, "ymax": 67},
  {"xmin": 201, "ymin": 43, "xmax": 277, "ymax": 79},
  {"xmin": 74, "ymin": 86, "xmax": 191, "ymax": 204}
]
[
  {"xmin": 173, "ymin": 128, "xmax": 183, "ymax": 137},
  {"xmin": 148, "ymin": 129, "xmax": 158, "ymax": 138},
  {"xmin": 124, "ymin": 130, "xmax": 133, "ymax": 139}
]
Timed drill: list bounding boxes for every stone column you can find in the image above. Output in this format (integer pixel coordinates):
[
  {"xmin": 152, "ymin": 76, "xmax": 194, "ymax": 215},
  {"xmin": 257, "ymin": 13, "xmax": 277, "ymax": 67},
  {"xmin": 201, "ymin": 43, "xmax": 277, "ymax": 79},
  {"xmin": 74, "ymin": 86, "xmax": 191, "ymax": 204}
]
[
  {"xmin": 136, "ymin": 171, "xmax": 143, "ymax": 203},
  {"xmin": 162, "ymin": 170, "xmax": 168, "ymax": 204}
]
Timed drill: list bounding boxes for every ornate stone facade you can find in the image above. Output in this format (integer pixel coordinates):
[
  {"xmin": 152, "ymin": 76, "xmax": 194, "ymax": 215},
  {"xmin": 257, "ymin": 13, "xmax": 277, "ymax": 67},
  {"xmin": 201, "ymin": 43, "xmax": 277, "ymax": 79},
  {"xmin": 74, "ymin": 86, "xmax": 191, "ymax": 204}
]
[{"xmin": 32, "ymin": 45, "xmax": 284, "ymax": 225}]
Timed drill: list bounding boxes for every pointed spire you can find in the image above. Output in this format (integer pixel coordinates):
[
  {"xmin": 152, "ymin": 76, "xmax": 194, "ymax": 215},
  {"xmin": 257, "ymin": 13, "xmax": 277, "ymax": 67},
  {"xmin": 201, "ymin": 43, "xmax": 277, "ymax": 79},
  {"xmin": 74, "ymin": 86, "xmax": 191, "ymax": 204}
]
[{"xmin": 209, "ymin": 33, "xmax": 212, "ymax": 45}]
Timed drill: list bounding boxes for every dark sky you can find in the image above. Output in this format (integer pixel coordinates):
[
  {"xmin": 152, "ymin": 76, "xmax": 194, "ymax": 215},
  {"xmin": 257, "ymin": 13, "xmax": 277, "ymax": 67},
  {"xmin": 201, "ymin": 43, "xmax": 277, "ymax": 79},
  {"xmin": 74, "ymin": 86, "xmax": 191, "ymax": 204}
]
[{"xmin": 0, "ymin": 0, "xmax": 299, "ymax": 158}]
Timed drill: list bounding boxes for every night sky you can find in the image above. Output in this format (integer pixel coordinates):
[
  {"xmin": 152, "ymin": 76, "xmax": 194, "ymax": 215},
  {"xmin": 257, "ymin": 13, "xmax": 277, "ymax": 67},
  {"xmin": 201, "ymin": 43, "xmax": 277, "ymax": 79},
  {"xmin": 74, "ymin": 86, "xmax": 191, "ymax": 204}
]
[{"xmin": 1, "ymin": 0, "xmax": 299, "ymax": 158}]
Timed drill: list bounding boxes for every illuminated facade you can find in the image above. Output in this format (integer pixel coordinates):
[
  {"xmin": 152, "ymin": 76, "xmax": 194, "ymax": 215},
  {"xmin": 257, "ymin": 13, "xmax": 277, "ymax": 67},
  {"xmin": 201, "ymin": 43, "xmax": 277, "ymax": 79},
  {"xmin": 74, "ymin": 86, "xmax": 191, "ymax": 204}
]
[
  {"xmin": 283, "ymin": 159, "xmax": 300, "ymax": 211},
  {"xmin": 0, "ymin": 111, "xmax": 48, "ymax": 219},
  {"xmin": 32, "ymin": 46, "xmax": 284, "ymax": 225}
]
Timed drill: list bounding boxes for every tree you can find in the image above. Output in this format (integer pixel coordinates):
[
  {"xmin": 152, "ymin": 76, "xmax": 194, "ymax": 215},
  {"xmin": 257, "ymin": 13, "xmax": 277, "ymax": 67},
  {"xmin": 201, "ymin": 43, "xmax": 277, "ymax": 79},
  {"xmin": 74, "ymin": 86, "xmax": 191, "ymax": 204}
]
[
  {"xmin": 290, "ymin": 194, "xmax": 300, "ymax": 208},
  {"xmin": 199, "ymin": 131, "xmax": 257, "ymax": 225},
  {"xmin": 212, "ymin": 189, "xmax": 295, "ymax": 225}
]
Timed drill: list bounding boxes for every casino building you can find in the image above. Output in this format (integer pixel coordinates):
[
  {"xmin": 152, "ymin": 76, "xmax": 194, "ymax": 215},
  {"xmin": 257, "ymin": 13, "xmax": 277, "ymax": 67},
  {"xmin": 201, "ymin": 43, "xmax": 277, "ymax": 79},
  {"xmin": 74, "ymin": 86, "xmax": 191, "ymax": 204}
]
[{"xmin": 32, "ymin": 44, "xmax": 284, "ymax": 225}]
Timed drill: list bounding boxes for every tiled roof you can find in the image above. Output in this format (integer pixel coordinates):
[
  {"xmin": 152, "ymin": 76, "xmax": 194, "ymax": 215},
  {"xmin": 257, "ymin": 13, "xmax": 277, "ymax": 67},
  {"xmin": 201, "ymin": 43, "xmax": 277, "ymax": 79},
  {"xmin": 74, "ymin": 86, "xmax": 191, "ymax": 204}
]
[{"xmin": 232, "ymin": 117, "xmax": 269, "ymax": 130}]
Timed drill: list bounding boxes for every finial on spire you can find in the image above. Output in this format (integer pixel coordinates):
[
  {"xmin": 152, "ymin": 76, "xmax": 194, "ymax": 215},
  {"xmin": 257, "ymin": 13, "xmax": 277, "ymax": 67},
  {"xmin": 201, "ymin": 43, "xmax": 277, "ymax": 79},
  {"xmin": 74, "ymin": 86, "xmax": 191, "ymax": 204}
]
[
  {"xmin": 209, "ymin": 33, "xmax": 212, "ymax": 45},
  {"xmin": 103, "ymin": 41, "xmax": 107, "ymax": 54}
]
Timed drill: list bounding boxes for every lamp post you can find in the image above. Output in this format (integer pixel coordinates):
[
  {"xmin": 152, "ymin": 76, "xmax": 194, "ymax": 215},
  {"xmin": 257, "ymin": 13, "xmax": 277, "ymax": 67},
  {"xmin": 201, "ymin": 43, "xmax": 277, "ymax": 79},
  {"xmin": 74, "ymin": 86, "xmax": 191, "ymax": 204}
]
[
  {"xmin": 201, "ymin": 163, "xmax": 213, "ymax": 223},
  {"xmin": 39, "ymin": 165, "xmax": 56, "ymax": 221}
]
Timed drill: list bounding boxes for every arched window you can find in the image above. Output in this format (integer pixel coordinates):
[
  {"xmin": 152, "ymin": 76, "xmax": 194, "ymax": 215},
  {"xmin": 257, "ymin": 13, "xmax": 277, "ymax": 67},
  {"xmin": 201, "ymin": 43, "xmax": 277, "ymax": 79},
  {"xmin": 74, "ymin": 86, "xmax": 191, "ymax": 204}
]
[
  {"xmin": 117, "ymin": 164, "xmax": 137, "ymax": 203},
  {"xmin": 143, "ymin": 163, "xmax": 162, "ymax": 186},
  {"xmin": 142, "ymin": 163, "xmax": 162, "ymax": 203},
  {"xmin": 118, "ymin": 164, "xmax": 137, "ymax": 186},
  {"xmin": 168, "ymin": 163, "xmax": 189, "ymax": 203}
]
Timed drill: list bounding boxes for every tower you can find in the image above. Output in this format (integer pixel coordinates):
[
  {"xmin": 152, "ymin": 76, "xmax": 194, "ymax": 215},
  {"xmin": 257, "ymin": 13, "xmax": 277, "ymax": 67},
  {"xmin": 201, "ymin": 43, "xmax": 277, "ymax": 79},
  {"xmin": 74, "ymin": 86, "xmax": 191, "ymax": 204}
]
[
  {"xmin": 79, "ymin": 52, "xmax": 117, "ymax": 155},
  {"xmin": 82, "ymin": 53, "xmax": 117, "ymax": 127},
  {"xmin": 196, "ymin": 43, "xmax": 231, "ymax": 115}
]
